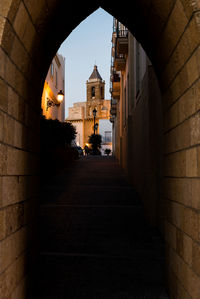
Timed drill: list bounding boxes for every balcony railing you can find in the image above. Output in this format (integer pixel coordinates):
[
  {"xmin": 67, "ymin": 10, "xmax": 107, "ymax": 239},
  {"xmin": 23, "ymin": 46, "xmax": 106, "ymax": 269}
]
[
  {"xmin": 110, "ymin": 72, "xmax": 120, "ymax": 83},
  {"xmin": 110, "ymin": 87, "xmax": 120, "ymax": 100},
  {"xmin": 110, "ymin": 115, "xmax": 115, "ymax": 123},
  {"xmin": 114, "ymin": 54, "xmax": 126, "ymax": 71},
  {"xmin": 110, "ymin": 18, "xmax": 128, "ymax": 101},
  {"xmin": 111, "ymin": 98, "xmax": 117, "ymax": 106},
  {"xmin": 116, "ymin": 29, "xmax": 128, "ymax": 38},
  {"xmin": 110, "ymin": 107, "xmax": 117, "ymax": 116},
  {"xmin": 116, "ymin": 29, "xmax": 128, "ymax": 55}
]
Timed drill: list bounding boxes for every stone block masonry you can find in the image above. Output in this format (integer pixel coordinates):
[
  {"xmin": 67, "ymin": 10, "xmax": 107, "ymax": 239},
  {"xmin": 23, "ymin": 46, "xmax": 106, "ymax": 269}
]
[{"xmin": 0, "ymin": 0, "xmax": 200, "ymax": 298}]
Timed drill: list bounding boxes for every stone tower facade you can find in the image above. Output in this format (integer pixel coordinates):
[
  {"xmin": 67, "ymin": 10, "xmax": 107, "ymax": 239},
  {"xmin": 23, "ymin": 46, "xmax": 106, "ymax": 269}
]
[
  {"xmin": 67, "ymin": 65, "xmax": 111, "ymax": 152},
  {"xmin": 86, "ymin": 65, "xmax": 105, "ymax": 101}
]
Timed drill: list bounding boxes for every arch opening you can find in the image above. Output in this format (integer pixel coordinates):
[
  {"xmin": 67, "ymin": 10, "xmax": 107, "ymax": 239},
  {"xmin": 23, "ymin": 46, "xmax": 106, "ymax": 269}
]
[{"xmin": 0, "ymin": 1, "xmax": 200, "ymax": 298}]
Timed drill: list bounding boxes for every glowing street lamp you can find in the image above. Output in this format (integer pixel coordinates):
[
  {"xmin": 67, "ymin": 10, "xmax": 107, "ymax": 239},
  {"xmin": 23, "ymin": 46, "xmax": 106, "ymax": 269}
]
[
  {"xmin": 57, "ymin": 90, "xmax": 64, "ymax": 102},
  {"xmin": 46, "ymin": 90, "xmax": 64, "ymax": 110}
]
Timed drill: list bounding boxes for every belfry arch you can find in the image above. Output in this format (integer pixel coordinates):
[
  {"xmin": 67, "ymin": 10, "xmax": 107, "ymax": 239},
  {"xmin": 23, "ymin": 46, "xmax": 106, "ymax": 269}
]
[{"xmin": 1, "ymin": 1, "xmax": 200, "ymax": 298}]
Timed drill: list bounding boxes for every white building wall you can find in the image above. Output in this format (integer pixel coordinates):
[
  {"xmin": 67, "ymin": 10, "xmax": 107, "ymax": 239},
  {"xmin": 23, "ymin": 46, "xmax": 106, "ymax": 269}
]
[
  {"xmin": 72, "ymin": 121, "xmax": 84, "ymax": 148},
  {"xmin": 41, "ymin": 53, "xmax": 65, "ymax": 122},
  {"xmin": 99, "ymin": 119, "xmax": 112, "ymax": 155}
]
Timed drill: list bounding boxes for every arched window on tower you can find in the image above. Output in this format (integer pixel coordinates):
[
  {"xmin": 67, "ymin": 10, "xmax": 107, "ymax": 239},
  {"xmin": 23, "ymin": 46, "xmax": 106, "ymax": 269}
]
[
  {"xmin": 91, "ymin": 86, "xmax": 95, "ymax": 98},
  {"xmin": 101, "ymin": 86, "xmax": 104, "ymax": 99}
]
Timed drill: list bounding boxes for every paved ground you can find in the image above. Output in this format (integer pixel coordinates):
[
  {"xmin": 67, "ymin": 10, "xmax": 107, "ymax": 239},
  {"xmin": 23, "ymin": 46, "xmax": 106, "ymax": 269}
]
[{"xmin": 37, "ymin": 156, "xmax": 169, "ymax": 299}]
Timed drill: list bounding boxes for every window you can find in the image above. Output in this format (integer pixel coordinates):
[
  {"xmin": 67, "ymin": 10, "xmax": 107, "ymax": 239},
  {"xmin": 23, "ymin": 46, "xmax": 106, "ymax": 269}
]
[
  {"xmin": 101, "ymin": 86, "xmax": 104, "ymax": 99},
  {"xmin": 91, "ymin": 86, "xmax": 95, "ymax": 98},
  {"xmin": 50, "ymin": 63, "xmax": 54, "ymax": 77}
]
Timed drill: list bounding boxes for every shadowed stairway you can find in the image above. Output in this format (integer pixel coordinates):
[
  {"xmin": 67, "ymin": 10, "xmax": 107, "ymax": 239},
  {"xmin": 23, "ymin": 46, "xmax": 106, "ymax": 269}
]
[{"xmin": 37, "ymin": 156, "xmax": 168, "ymax": 299}]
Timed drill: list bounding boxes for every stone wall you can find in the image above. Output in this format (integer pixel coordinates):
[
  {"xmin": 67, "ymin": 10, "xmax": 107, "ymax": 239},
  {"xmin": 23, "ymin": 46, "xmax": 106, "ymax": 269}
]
[
  {"xmin": 107, "ymin": 1, "xmax": 200, "ymax": 298},
  {"xmin": 156, "ymin": 2, "xmax": 200, "ymax": 298},
  {"xmin": 0, "ymin": 0, "xmax": 200, "ymax": 298},
  {"xmin": 0, "ymin": 1, "xmax": 42, "ymax": 298},
  {"xmin": 125, "ymin": 66, "xmax": 163, "ymax": 228},
  {"xmin": 87, "ymin": 80, "xmax": 105, "ymax": 101}
]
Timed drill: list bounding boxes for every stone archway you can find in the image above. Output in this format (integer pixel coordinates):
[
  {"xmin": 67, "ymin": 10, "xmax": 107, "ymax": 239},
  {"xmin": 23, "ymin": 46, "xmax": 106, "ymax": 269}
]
[{"xmin": 0, "ymin": 1, "xmax": 200, "ymax": 298}]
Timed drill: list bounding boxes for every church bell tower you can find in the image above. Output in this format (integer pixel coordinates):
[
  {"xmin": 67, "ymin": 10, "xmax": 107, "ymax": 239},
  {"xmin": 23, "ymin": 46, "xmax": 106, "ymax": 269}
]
[{"xmin": 86, "ymin": 65, "xmax": 105, "ymax": 101}]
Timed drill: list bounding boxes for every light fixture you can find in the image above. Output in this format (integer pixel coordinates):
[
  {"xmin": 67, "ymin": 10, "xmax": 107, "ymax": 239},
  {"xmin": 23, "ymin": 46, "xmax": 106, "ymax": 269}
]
[
  {"xmin": 57, "ymin": 90, "xmax": 64, "ymax": 102},
  {"xmin": 92, "ymin": 108, "xmax": 97, "ymax": 135},
  {"xmin": 46, "ymin": 90, "xmax": 64, "ymax": 111},
  {"xmin": 94, "ymin": 123, "xmax": 98, "ymax": 131},
  {"xmin": 92, "ymin": 108, "xmax": 97, "ymax": 117}
]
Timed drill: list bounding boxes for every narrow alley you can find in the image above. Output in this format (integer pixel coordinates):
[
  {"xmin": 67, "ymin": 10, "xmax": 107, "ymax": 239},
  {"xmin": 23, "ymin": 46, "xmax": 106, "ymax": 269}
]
[{"xmin": 38, "ymin": 156, "xmax": 168, "ymax": 298}]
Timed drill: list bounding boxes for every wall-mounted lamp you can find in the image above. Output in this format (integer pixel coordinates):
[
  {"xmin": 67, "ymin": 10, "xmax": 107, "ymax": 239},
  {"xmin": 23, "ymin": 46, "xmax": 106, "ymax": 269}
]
[
  {"xmin": 46, "ymin": 90, "xmax": 64, "ymax": 111},
  {"xmin": 57, "ymin": 90, "xmax": 64, "ymax": 102}
]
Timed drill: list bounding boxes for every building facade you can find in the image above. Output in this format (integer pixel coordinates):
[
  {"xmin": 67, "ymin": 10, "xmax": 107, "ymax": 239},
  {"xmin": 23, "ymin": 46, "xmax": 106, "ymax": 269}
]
[
  {"xmin": 41, "ymin": 53, "xmax": 65, "ymax": 122},
  {"xmin": 67, "ymin": 65, "xmax": 112, "ymax": 154},
  {"xmin": 110, "ymin": 19, "xmax": 163, "ymax": 227}
]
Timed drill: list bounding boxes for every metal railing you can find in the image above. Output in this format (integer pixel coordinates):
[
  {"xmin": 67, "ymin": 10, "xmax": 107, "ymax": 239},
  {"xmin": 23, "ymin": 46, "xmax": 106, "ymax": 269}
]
[
  {"xmin": 110, "ymin": 18, "xmax": 127, "ymax": 99},
  {"xmin": 116, "ymin": 28, "xmax": 128, "ymax": 38}
]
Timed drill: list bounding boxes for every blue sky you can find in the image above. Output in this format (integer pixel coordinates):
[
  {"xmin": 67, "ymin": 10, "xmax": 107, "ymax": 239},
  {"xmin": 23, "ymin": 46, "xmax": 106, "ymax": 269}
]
[{"xmin": 58, "ymin": 8, "xmax": 113, "ymax": 118}]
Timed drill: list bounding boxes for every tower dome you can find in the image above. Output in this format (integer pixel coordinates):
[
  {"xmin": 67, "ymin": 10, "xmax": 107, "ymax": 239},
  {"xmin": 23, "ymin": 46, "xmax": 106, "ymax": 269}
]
[
  {"xmin": 86, "ymin": 65, "xmax": 105, "ymax": 101},
  {"xmin": 88, "ymin": 65, "xmax": 103, "ymax": 81}
]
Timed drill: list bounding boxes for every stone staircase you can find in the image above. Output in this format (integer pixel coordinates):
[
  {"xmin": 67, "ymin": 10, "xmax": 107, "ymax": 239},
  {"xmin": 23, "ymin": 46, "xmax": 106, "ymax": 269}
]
[{"xmin": 37, "ymin": 156, "xmax": 169, "ymax": 299}]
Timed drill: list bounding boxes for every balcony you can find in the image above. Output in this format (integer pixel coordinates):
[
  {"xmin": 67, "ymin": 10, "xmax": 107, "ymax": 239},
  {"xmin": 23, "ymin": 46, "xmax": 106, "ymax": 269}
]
[
  {"xmin": 113, "ymin": 81, "xmax": 120, "ymax": 92},
  {"xmin": 112, "ymin": 72, "xmax": 120, "ymax": 82},
  {"xmin": 112, "ymin": 90, "xmax": 120, "ymax": 100},
  {"xmin": 111, "ymin": 98, "xmax": 117, "ymax": 106},
  {"xmin": 116, "ymin": 29, "xmax": 128, "ymax": 55},
  {"xmin": 110, "ymin": 116, "xmax": 115, "ymax": 123},
  {"xmin": 114, "ymin": 55, "xmax": 126, "ymax": 71},
  {"xmin": 111, "ymin": 72, "xmax": 120, "ymax": 92},
  {"xmin": 111, "ymin": 100, "xmax": 117, "ymax": 116},
  {"xmin": 110, "ymin": 107, "xmax": 117, "ymax": 116},
  {"xmin": 110, "ymin": 84, "xmax": 120, "ymax": 100},
  {"xmin": 110, "ymin": 69, "xmax": 120, "ymax": 100}
]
